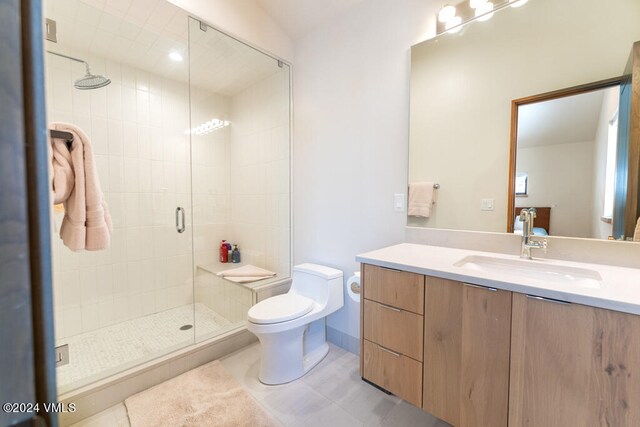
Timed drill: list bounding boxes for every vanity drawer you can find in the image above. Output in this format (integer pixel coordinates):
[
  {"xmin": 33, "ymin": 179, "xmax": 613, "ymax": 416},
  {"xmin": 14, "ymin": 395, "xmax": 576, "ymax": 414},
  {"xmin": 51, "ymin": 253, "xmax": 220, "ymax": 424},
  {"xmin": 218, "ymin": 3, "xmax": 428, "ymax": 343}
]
[
  {"xmin": 363, "ymin": 264, "xmax": 425, "ymax": 314},
  {"xmin": 363, "ymin": 299, "xmax": 423, "ymax": 361},
  {"xmin": 362, "ymin": 339, "xmax": 423, "ymax": 407}
]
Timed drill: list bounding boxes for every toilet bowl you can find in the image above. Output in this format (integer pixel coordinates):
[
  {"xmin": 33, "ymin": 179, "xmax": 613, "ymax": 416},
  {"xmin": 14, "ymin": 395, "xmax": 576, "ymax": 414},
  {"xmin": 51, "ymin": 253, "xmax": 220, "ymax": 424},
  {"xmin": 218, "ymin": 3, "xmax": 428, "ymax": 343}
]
[{"xmin": 247, "ymin": 263, "xmax": 344, "ymax": 385}]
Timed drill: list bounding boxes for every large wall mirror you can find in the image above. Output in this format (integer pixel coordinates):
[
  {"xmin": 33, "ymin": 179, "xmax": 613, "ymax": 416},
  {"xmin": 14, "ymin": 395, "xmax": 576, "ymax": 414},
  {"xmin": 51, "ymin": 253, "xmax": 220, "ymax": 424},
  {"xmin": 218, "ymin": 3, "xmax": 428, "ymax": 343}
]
[{"xmin": 408, "ymin": 0, "xmax": 640, "ymax": 242}]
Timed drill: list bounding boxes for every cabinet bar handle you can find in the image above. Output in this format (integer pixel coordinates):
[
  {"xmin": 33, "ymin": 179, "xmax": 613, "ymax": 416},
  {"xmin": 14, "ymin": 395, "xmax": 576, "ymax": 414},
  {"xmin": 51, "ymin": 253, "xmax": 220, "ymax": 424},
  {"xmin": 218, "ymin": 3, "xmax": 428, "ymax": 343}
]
[
  {"xmin": 378, "ymin": 345, "xmax": 401, "ymax": 358},
  {"xmin": 379, "ymin": 303, "xmax": 401, "ymax": 312},
  {"xmin": 377, "ymin": 265, "xmax": 402, "ymax": 272},
  {"xmin": 176, "ymin": 207, "xmax": 186, "ymax": 233},
  {"xmin": 463, "ymin": 282, "xmax": 497, "ymax": 292},
  {"xmin": 526, "ymin": 294, "xmax": 571, "ymax": 305}
]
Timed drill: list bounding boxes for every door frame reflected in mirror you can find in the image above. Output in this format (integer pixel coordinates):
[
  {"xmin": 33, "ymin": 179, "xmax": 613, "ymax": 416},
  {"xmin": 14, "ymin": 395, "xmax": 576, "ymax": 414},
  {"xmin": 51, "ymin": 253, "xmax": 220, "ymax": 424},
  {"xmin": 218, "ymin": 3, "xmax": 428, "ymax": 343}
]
[{"xmin": 507, "ymin": 76, "xmax": 623, "ymax": 234}]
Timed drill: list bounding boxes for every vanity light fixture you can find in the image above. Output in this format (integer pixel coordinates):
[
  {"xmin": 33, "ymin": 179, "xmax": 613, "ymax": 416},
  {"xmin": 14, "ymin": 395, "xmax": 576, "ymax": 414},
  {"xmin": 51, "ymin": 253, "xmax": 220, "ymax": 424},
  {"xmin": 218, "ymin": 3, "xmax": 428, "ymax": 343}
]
[
  {"xmin": 435, "ymin": 0, "xmax": 529, "ymax": 36},
  {"xmin": 509, "ymin": 0, "xmax": 528, "ymax": 7},
  {"xmin": 445, "ymin": 16, "xmax": 463, "ymax": 33},
  {"xmin": 438, "ymin": 5, "xmax": 457, "ymax": 23},
  {"xmin": 476, "ymin": 1, "xmax": 494, "ymax": 21},
  {"xmin": 469, "ymin": 0, "xmax": 487, "ymax": 9}
]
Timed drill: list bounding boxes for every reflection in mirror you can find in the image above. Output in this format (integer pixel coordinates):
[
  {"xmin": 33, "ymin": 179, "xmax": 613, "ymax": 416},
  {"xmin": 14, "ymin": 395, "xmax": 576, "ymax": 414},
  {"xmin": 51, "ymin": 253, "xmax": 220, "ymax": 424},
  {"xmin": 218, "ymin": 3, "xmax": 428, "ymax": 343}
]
[
  {"xmin": 408, "ymin": 0, "xmax": 640, "ymax": 243},
  {"xmin": 509, "ymin": 82, "xmax": 622, "ymax": 240}
]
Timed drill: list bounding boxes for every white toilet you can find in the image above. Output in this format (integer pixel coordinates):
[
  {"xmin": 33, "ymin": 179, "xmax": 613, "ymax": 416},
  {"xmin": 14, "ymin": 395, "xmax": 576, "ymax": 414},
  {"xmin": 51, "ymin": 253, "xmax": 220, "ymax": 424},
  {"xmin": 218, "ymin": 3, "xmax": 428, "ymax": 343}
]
[{"xmin": 247, "ymin": 263, "xmax": 344, "ymax": 385}]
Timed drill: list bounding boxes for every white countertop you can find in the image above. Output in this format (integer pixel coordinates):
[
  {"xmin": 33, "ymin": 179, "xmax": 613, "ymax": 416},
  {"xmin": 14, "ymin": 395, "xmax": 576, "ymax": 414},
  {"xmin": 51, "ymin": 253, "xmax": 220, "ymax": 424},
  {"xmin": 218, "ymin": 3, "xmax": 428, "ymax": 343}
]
[{"xmin": 356, "ymin": 243, "xmax": 640, "ymax": 316}]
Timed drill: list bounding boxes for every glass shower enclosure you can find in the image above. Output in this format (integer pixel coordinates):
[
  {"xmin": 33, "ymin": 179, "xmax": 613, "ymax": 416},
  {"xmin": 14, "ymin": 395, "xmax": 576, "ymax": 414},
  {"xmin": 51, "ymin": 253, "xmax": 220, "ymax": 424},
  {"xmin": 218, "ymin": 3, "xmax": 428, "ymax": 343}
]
[{"xmin": 44, "ymin": 0, "xmax": 291, "ymax": 394}]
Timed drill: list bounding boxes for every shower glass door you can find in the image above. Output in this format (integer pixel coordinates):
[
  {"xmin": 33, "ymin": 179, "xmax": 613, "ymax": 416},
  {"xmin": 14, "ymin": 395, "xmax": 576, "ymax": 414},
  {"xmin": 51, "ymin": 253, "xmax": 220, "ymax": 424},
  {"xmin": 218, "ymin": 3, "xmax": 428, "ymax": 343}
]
[
  {"xmin": 188, "ymin": 18, "xmax": 292, "ymax": 343},
  {"xmin": 45, "ymin": 0, "xmax": 196, "ymax": 393},
  {"xmin": 45, "ymin": 0, "xmax": 291, "ymax": 395}
]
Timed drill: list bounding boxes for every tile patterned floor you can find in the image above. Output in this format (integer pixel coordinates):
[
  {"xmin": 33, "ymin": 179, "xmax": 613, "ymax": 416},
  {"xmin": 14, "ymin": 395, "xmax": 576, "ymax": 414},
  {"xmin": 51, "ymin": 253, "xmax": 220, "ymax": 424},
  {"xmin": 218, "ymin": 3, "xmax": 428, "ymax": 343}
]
[
  {"xmin": 57, "ymin": 303, "xmax": 237, "ymax": 392},
  {"xmin": 69, "ymin": 342, "xmax": 450, "ymax": 427}
]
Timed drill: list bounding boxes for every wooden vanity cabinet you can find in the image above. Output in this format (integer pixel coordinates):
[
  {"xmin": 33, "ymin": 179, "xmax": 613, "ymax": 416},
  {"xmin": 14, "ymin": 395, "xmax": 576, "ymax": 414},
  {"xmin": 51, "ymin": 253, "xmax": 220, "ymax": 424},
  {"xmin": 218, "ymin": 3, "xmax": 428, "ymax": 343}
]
[
  {"xmin": 423, "ymin": 277, "xmax": 512, "ymax": 427},
  {"xmin": 509, "ymin": 293, "xmax": 640, "ymax": 427},
  {"xmin": 360, "ymin": 262, "xmax": 640, "ymax": 426},
  {"xmin": 360, "ymin": 264, "xmax": 425, "ymax": 407}
]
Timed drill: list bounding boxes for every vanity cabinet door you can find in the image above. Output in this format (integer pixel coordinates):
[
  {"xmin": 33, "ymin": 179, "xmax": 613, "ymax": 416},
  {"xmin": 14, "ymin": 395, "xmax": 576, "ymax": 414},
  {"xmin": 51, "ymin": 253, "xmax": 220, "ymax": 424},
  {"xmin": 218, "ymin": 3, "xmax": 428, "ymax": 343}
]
[
  {"xmin": 509, "ymin": 293, "xmax": 640, "ymax": 427},
  {"xmin": 362, "ymin": 264, "xmax": 425, "ymax": 314},
  {"xmin": 362, "ymin": 340, "xmax": 423, "ymax": 407},
  {"xmin": 360, "ymin": 263, "xmax": 425, "ymax": 406},
  {"xmin": 363, "ymin": 299, "xmax": 423, "ymax": 361},
  {"xmin": 423, "ymin": 277, "xmax": 511, "ymax": 427}
]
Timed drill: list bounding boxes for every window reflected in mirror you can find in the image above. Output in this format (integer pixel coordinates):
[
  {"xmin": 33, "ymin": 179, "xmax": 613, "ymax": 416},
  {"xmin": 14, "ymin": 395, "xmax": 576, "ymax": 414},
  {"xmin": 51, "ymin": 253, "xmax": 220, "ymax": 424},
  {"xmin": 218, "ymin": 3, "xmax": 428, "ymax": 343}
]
[{"xmin": 515, "ymin": 173, "xmax": 528, "ymax": 196}]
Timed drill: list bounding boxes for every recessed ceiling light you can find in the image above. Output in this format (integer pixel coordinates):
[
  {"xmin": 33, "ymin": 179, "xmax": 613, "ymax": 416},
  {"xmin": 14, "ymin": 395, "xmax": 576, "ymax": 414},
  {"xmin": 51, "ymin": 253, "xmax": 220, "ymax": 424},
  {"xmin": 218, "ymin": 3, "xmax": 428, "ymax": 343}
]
[{"xmin": 169, "ymin": 51, "xmax": 183, "ymax": 62}]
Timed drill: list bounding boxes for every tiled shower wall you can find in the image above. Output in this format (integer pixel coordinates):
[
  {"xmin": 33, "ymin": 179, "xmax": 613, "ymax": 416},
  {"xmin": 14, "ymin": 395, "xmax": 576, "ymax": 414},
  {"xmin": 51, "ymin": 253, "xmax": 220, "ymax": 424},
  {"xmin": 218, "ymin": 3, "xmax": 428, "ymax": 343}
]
[
  {"xmin": 47, "ymin": 51, "xmax": 197, "ymax": 340},
  {"xmin": 190, "ymin": 90, "xmax": 231, "ymax": 268},
  {"xmin": 229, "ymin": 69, "xmax": 291, "ymax": 278},
  {"xmin": 192, "ymin": 69, "xmax": 290, "ymax": 324},
  {"xmin": 47, "ymin": 51, "xmax": 290, "ymax": 341}
]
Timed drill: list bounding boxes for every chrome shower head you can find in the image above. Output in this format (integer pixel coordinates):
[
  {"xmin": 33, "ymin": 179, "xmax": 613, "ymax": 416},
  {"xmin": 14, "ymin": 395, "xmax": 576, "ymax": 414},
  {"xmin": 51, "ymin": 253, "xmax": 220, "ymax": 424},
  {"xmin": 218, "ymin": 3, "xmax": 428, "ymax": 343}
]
[
  {"xmin": 47, "ymin": 50, "xmax": 111, "ymax": 90},
  {"xmin": 74, "ymin": 72, "xmax": 111, "ymax": 90}
]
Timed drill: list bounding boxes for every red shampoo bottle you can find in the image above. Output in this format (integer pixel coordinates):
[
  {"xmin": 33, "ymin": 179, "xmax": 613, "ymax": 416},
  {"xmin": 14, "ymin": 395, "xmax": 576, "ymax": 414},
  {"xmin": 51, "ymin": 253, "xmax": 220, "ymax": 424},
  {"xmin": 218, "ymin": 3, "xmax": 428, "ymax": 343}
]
[{"xmin": 220, "ymin": 240, "xmax": 229, "ymax": 263}]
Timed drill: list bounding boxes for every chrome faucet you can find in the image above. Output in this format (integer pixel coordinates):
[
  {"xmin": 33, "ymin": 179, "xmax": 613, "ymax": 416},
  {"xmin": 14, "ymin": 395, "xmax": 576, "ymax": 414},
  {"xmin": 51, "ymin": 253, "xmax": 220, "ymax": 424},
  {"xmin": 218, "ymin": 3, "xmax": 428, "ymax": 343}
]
[{"xmin": 519, "ymin": 208, "xmax": 547, "ymax": 259}]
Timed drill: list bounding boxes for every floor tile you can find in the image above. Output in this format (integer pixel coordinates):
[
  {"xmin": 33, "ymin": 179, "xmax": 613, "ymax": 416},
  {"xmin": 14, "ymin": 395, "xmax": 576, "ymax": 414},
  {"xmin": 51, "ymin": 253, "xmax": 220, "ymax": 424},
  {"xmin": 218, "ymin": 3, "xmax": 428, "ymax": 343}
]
[
  {"xmin": 301, "ymin": 402, "xmax": 363, "ymax": 427},
  {"xmin": 70, "ymin": 406, "xmax": 118, "ymax": 427},
  {"xmin": 70, "ymin": 341, "xmax": 451, "ymax": 427},
  {"xmin": 379, "ymin": 401, "xmax": 451, "ymax": 427},
  {"xmin": 260, "ymin": 380, "xmax": 332, "ymax": 426}
]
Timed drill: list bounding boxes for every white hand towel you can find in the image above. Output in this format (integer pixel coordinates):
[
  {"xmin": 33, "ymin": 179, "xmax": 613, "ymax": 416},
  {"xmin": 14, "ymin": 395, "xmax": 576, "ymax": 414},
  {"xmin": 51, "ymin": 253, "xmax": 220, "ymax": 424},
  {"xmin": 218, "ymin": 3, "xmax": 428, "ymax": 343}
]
[
  {"xmin": 217, "ymin": 265, "xmax": 276, "ymax": 279},
  {"xmin": 634, "ymin": 217, "xmax": 640, "ymax": 242},
  {"xmin": 408, "ymin": 182, "xmax": 437, "ymax": 218},
  {"xmin": 222, "ymin": 275, "xmax": 276, "ymax": 284},
  {"xmin": 50, "ymin": 122, "xmax": 112, "ymax": 251}
]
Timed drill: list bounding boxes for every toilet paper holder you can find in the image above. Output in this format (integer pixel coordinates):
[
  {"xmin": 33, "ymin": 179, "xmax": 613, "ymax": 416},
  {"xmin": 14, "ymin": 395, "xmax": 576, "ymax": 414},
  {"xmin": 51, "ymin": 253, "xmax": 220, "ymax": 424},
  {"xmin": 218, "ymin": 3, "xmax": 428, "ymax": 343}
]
[
  {"xmin": 350, "ymin": 281, "xmax": 360, "ymax": 294},
  {"xmin": 347, "ymin": 272, "xmax": 361, "ymax": 296}
]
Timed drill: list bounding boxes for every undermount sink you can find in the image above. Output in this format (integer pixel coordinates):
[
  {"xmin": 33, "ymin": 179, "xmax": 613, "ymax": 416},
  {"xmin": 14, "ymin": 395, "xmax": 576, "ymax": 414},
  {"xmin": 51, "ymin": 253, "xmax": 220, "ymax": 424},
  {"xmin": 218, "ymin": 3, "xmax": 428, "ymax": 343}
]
[{"xmin": 454, "ymin": 255, "xmax": 603, "ymax": 288}]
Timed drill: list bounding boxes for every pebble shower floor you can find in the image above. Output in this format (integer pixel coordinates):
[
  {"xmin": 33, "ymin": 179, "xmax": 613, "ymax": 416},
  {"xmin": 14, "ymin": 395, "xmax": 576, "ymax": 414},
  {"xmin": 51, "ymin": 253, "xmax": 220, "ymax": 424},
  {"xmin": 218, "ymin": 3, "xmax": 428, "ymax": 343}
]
[{"xmin": 56, "ymin": 303, "xmax": 239, "ymax": 391}]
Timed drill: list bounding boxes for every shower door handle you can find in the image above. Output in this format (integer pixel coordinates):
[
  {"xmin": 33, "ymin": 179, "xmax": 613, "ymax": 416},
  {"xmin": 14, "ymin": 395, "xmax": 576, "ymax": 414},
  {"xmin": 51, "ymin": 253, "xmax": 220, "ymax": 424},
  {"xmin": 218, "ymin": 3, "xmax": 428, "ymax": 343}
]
[{"xmin": 176, "ymin": 207, "xmax": 186, "ymax": 233}]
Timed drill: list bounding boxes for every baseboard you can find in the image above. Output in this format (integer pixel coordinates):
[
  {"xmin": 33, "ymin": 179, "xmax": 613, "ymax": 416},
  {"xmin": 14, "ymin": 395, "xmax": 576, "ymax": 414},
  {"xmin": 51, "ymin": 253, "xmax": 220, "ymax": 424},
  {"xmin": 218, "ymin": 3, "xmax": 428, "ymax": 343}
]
[{"xmin": 326, "ymin": 326, "xmax": 360, "ymax": 355}]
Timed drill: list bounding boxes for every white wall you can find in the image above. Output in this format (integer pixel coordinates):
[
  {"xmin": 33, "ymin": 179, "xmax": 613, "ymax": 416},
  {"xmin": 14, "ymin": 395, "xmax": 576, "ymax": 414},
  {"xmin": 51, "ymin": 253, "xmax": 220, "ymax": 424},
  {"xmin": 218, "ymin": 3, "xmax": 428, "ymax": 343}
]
[
  {"xmin": 591, "ymin": 88, "xmax": 620, "ymax": 239},
  {"xmin": 168, "ymin": 0, "xmax": 294, "ymax": 62},
  {"xmin": 293, "ymin": 0, "xmax": 441, "ymax": 342},
  {"xmin": 516, "ymin": 141, "xmax": 594, "ymax": 238}
]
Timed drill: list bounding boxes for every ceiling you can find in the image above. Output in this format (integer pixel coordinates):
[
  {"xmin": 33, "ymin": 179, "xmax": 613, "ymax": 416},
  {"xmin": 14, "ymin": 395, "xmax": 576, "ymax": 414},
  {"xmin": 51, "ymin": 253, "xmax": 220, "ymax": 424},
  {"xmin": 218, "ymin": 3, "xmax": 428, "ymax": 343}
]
[
  {"xmin": 517, "ymin": 88, "xmax": 617, "ymax": 149},
  {"xmin": 254, "ymin": 0, "xmax": 365, "ymax": 39},
  {"xmin": 44, "ymin": 0, "xmax": 370, "ymax": 95},
  {"xmin": 45, "ymin": 0, "xmax": 284, "ymax": 96}
]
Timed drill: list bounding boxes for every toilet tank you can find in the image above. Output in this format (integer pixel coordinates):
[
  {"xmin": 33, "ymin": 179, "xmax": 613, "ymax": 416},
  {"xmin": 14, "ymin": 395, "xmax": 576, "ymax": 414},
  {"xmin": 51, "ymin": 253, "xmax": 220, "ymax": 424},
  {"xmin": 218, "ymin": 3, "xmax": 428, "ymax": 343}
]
[{"xmin": 291, "ymin": 263, "xmax": 343, "ymax": 304}]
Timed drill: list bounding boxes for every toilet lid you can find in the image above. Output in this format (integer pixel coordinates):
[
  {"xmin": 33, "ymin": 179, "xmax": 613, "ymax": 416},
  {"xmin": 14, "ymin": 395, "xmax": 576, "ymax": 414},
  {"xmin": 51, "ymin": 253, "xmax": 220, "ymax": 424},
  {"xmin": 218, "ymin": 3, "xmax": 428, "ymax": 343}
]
[{"xmin": 248, "ymin": 294, "xmax": 314, "ymax": 324}]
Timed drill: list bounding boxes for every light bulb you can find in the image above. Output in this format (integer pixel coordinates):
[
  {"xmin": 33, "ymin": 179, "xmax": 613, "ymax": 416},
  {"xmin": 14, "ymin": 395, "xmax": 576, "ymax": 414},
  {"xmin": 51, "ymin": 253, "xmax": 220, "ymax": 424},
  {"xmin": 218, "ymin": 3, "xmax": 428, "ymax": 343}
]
[
  {"xmin": 445, "ymin": 16, "xmax": 463, "ymax": 33},
  {"xmin": 469, "ymin": 0, "xmax": 487, "ymax": 9},
  {"xmin": 438, "ymin": 5, "xmax": 457, "ymax": 23},
  {"xmin": 476, "ymin": 1, "xmax": 494, "ymax": 21}
]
